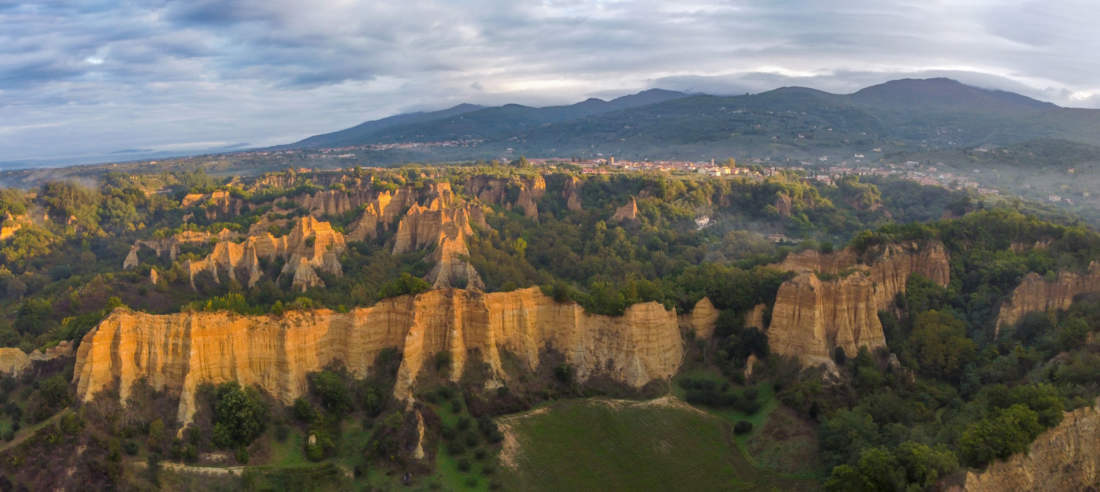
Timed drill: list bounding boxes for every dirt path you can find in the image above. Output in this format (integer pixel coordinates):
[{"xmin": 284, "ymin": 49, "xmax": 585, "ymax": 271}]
[
  {"xmin": 0, "ymin": 408, "xmax": 71, "ymax": 454},
  {"xmin": 132, "ymin": 459, "xmax": 355, "ymax": 479}
]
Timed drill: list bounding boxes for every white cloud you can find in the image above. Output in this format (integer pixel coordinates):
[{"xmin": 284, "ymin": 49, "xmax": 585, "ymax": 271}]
[{"xmin": 0, "ymin": 0, "xmax": 1098, "ymax": 163}]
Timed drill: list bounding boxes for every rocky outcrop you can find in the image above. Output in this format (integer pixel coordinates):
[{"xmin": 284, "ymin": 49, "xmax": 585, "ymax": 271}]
[
  {"xmin": 745, "ymin": 304, "xmax": 767, "ymax": 330},
  {"xmin": 465, "ymin": 176, "xmax": 546, "ymax": 219},
  {"xmin": 679, "ymin": 297, "xmax": 719, "ymax": 339},
  {"xmin": 562, "ymin": 176, "xmax": 583, "ymax": 212},
  {"xmin": 960, "ymin": 399, "xmax": 1100, "ymax": 492},
  {"xmin": 295, "ymin": 186, "xmax": 376, "ymax": 217},
  {"xmin": 181, "ymin": 190, "xmax": 248, "ymax": 220},
  {"xmin": 73, "ymin": 287, "xmax": 685, "ymax": 425},
  {"xmin": 186, "ymin": 216, "xmax": 345, "ymax": 291},
  {"xmin": 0, "ymin": 341, "xmax": 71, "ymax": 377},
  {"xmin": 774, "ymin": 192, "xmax": 793, "ymax": 217},
  {"xmin": 346, "ymin": 188, "xmax": 413, "ymax": 242},
  {"xmin": 0, "ymin": 348, "xmax": 29, "ymax": 376},
  {"xmin": 29, "ymin": 340, "xmax": 73, "ymax": 362},
  {"xmin": 123, "ymin": 229, "xmax": 236, "ymax": 269},
  {"xmin": 0, "ymin": 212, "xmax": 28, "ymax": 240},
  {"xmin": 771, "ymin": 248, "xmax": 859, "ymax": 275},
  {"xmin": 611, "ymin": 197, "xmax": 639, "ymax": 223},
  {"xmin": 766, "ymin": 241, "xmax": 950, "ymax": 364},
  {"xmin": 391, "ymin": 183, "xmax": 488, "ymax": 289},
  {"xmin": 995, "ymin": 262, "xmax": 1100, "ymax": 335}
]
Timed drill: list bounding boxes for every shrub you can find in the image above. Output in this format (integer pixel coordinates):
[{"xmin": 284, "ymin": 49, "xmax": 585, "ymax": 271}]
[
  {"xmin": 447, "ymin": 441, "xmax": 465, "ymax": 456},
  {"xmin": 457, "ymin": 458, "xmax": 471, "ymax": 472},
  {"xmin": 456, "ymin": 417, "xmax": 471, "ymax": 431},
  {"xmin": 554, "ymin": 364, "xmax": 574, "ymax": 384},
  {"xmin": 734, "ymin": 420, "xmax": 753, "ymax": 435},
  {"xmin": 308, "ymin": 370, "xmax": 352, "ymax": 416},
  {"xmin": 293, "ymin": 398, "xmax": 316, "ymax": 423}
]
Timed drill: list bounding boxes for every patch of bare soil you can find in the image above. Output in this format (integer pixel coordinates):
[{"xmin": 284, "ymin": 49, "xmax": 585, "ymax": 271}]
[{"xmin": 746, "ymin": 406, "xmax": 822, "ymax": 475}]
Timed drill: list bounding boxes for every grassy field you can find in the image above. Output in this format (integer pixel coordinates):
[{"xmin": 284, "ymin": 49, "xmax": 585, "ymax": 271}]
[{"xmin": 498, "ymin": 397, "xmax": 816, "ymax": 491}]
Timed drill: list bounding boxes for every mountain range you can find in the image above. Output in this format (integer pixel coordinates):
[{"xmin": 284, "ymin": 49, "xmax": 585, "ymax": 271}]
[{"xmin": 288, "ymin": 78, "xmax": 1100, "ymax": 163}]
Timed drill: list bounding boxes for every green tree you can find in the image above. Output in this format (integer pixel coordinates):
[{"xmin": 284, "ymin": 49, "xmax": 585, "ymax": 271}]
[
  {"xmin": 210, "ymin": 382, "xmax": 268, "ymax": 449},
  {"xmin": 909, "ymin": 310, "xmax": 976, "ymax": 380},
  {"xmin": 309, "ymin": 370, "xmax": 352, "ymax": 416},
  {"xmin": 378, "ymin": 273, "xmax": 430, "ymax": 299},
  {"xmin": 896, "ymin": 441, "xmax": 958, "ymax": 488},
  {"xmin": 958, "ymin": 404, "xmax": 1042, "ymax": 467}
]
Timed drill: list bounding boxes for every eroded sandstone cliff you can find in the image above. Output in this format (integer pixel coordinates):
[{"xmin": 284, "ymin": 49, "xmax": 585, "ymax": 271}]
[
  {"xmin": 73, "ymin": 287, "xmax": 684, "ymax": 425},
  {"xmin": 766, "ymin": 241, "xmax": 950, "ymax": 363},
  {"xmin": 181, "ymin": 190, "xmax": 248, "ymax": 220},
  {"xmin": 678, "ymin": 297, "xmax": 718, "ymax": 339},
  {"xmin": 186, "ymin": 216, "xmax": 345, "ymax": 291},
  {"xmin": 0, "ymin": 348, "xmax": 29, "ymax": 376},
  {"xmin": 995, "ymin": 262, "xmax": 1100, "ymax": 335},
  {"xmin": 123, "ymin": 229, "xmax": 238, "ymax": 269},
  {"xmin": 611, "ymin": 197, "xmax": 639, "ymax": 223},
  {"xmin": 960, "ymin": 399, "xmax": 1100, "ymax": 492},
  {"xmin": 464, "ymin": 175, "xmax": 546, "ymax": 219}
]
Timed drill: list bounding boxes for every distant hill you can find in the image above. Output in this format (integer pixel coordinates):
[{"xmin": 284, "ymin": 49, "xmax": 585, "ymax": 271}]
[
  {"xmin": 293, "ymin": 88, "xmax": 687, "ymax": 149},
  {"xmin": 286, "ymin": 79, "xmax": 1100, "ymax": 162}
]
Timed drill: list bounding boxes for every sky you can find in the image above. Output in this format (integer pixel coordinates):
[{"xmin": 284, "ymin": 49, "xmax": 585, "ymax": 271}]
[{"xmin": 2, "ymin": 0, "xmax": 1099, "ymax": 165}]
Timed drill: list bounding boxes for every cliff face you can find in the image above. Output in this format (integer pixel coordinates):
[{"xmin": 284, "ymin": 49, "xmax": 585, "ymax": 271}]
[
  {"xmin": 0, "ymin": 348, "xmax": 29, "ymax": 376},
  {"xmin": 464, "ymin": 176, "xmax": 546, "ymax": 219},
  {"xmin": 0, "ymin": 212, "xmax": 28, "ymax": 240},
  {"xmin": 767, "ymin": 241, "xmax": 950, "ymax": 363},
  {"xmin": 186, "ymin": 216, "xmax": 345, "ymax": 291},
  {"xmin": 295, "ymin": 187, "xmax": 376, "ymax": 217},
  {"xmin": 562, "ymin": 176, "xmax": 583, "ymax": 212},
  {"xmin": 679, "ymin": 297, "xmax": 718, "ymax": 339},
  {"xmin": 73, "ymin": 287, "xmax": 684, "ymax": 425},
  {"xmin": 961, "ymin": 400, "xmax": 1100, "ymax": 492},
  {"xmin": 123, "ymin": 229, "xmax": 238, "ymax": 270},
  {"xmin": 391, "ymin": 182, "xmax": 488, "ymax": 289},
  {"xmin": 995, "ymin": 262, "xmax": 1100, "ymax": 335},
  {"xmin": 611, "ymin": 197, "xmax": 639, "ymax": 223},
  {"xmin": 181, "ymin": 190, "xmax": 248, "ymax": 220},
  {"xmin": 0, "ymin": 341, "xmax": 73, "ymax": 377},
  {"xmin": 346, "ymin": 188, "xmax": 413, "ymax": 242}
]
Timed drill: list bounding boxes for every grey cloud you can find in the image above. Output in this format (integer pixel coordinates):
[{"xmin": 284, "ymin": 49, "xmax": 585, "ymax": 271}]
[{"xmin": 1, "ymin": 0, "xmax": 1100, "ymax": 163}]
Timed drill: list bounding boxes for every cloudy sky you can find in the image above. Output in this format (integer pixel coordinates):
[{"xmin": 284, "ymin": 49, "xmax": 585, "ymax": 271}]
[{"xmin": 2, "ymin": 0, "xmax": 1098, "ymax": 165}]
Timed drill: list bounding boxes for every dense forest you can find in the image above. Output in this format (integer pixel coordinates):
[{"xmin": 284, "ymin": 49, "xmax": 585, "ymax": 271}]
[{"xmin": 0, "ymin": 163, "xmax": 1097, "ymax": 490}]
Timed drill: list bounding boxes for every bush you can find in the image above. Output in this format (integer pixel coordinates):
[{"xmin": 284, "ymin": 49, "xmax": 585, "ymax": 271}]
[
  {"xmin": 210, "ymin": 382, "xmax": 269, "ymax": 449},
  {"xmin": 457, "ymin": 458, "xmax": 471, "ymax": 472},
  {"xmin": 464, "ymin": 433, "xmax": 479, "ymax": 448},
  {"xmin": 456, "ymin": 417, "xmax": 471, "ymax": 431},
  {"xmin": 235, "ymin": 447, "xmax": 249, "ymax": 464},
  {"xmin": 293, "ymin": 398, "xmax": 317, "ymax": 423},
  {"xmin": 378, "ymin": 273, "xmax": 430, "ymax": 299},
  {"xmin": 734, "ymin": 421, "xmax": 753, "ymax": 435},
  {"xmin": 447, "ymin": 441, "xmax": 465, "ymax": 456},
  {"xmin": 308, "ymin": 370, "xmax": 352, "ymax": 416},
  {"xmin": 554, "ymin": 364, "xmax": 574, "ymax": 384},
  {"xmin": 123, "ymin": 441, "xmax": 139, "ymax": 456}
]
